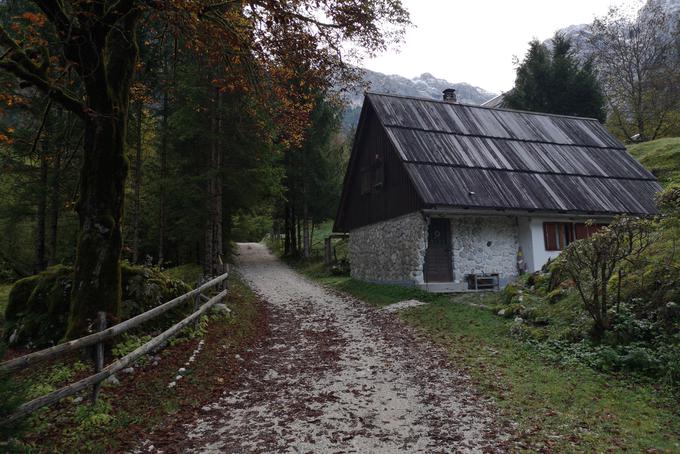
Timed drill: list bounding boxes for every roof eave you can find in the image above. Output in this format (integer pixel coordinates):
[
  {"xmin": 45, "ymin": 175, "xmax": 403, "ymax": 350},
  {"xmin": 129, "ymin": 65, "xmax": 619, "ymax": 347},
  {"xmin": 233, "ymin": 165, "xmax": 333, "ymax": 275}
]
[{"xmin": 421, "ymin": 205, "xmax": 658, "ymax": 218}]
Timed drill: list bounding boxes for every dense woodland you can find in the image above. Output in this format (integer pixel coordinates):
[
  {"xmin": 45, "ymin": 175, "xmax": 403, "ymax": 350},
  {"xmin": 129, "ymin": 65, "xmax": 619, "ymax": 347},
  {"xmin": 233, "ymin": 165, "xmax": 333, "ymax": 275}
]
[{"xmin": 0, "ymin": 0, "xmax": 410, "ymax": 338}]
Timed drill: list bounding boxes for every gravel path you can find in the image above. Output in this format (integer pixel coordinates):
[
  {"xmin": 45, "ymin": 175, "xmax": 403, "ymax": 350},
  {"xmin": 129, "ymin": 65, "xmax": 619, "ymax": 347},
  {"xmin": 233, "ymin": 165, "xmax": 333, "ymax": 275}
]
[{"xmin": 178, "ymin": 243, "xmax": 509, "ymax": 453}]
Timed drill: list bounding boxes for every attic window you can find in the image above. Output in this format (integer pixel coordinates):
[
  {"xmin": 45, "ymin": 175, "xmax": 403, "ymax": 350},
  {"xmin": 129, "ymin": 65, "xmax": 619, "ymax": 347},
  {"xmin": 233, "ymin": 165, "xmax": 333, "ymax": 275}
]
[
  {"xmin": 360, "ymin": 168, "xmax": 372, "ymax": 195},
  {"xmin": 359, "ymin": 157, "xmax": 385, "ymax": 195},
  {"xmin": 373, "ymin": 159, "xmax": 384, "ymax": 188}
]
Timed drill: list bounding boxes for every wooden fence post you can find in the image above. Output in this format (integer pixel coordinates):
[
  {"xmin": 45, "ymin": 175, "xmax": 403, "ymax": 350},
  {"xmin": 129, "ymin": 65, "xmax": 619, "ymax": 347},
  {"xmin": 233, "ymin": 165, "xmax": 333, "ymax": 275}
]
[
  {"xmin": 91, "ymin": 312, "xmax": 106, "ymax": 404},
  {"xmin": 193, "ymin": 277, "xmax": 202, "ymax": 329},
  {"xmin": 324, "ymin": 237, "xmax": 332, "ymax": 265}
]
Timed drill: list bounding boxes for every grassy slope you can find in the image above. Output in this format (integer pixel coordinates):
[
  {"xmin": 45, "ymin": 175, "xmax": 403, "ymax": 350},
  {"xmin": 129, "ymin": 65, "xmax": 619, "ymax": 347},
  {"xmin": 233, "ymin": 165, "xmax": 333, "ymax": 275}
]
[
  {"xmin": 628, "ymin": 137, "xmax": 680, "ymax": 186},
  {"xmin": 294, "ymin": 263, "xmax": 680, "ymax": 452}
]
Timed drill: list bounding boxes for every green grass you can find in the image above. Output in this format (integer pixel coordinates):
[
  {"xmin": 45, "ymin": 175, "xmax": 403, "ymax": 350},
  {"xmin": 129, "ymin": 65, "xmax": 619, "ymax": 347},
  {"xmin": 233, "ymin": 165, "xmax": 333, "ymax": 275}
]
[
  {"xmin": 295, "ymin": 260, "xmax": 680, "ymax": 452},
  {"xmin": 404, "ymin": 300, "xmax": 679, "ymax": 452},
  {"xmin": 629, "ymin": 137, "xmax": 680, "ymax": 186},
  {"xmin": 163, "ymin": 263, "xmax": 203, "ymax": 287}
]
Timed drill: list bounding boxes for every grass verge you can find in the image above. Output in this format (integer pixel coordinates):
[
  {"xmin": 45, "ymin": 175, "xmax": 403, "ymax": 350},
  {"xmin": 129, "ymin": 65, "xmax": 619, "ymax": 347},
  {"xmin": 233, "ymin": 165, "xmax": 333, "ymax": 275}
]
[
  {"xmin": 11, "ymin": 273, "xmax": 267, "ymax": 453},
  {"xmin": 293, "ymin": 259, "xmax": 680, "ymax": 453}
]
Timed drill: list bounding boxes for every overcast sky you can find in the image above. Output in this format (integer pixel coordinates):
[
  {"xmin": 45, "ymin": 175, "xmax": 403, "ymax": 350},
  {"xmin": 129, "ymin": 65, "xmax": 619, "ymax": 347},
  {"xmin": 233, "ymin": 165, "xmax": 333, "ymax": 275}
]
[{"xmin": 362, "ymin": 0, "xmax": 634, "ymax": 93}]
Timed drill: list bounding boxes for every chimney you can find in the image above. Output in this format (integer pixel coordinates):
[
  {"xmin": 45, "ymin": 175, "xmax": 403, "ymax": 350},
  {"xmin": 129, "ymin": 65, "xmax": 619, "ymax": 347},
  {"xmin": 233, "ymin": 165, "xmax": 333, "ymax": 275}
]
[{"xmin": 442, "ymin": 88, "xmax": 457, "ymax": 103}]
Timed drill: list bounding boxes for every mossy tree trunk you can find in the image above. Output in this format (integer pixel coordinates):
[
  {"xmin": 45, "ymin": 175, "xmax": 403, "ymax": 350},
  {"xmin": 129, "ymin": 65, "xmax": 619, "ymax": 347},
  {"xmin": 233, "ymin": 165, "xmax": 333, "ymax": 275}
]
[
  {"xmin": 158, "ymin": 90, "xmax": 168, "ymax": 268},
  {"xmin": 132, "ymin": 100, "xmax": 143, "ymax": 264},
  {"xmin": 0, "ymin": 2, "xmax": 141, "ymax": 338},
  {"xmin": 64, "ymin": 9, "xmax": 140, "ymax": 339}
]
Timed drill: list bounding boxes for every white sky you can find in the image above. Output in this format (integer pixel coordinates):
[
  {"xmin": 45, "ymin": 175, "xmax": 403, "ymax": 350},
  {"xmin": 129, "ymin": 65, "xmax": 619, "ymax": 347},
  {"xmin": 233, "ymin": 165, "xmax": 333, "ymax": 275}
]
[{"xmin": 363, "ymin": 0, "xmax": 633, "ymax": 93}]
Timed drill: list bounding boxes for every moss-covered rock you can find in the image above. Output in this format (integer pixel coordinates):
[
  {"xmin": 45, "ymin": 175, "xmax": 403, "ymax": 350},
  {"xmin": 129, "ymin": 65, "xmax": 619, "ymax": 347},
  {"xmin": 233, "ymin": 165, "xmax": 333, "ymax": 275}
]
[
  {"xmin": 120, "ymin": 263, "xmax": 192, "ymax": 328},
  {"xmin": 4, "ymin": 274, "xmax": 41, "ymax": 326},
  {"xmin": 4, "ymin": 266, "xmax": 72, "ymax": 347},
  {"xmin": 3, "ymin": 264, "xmax": 191, "ymax": 348}
]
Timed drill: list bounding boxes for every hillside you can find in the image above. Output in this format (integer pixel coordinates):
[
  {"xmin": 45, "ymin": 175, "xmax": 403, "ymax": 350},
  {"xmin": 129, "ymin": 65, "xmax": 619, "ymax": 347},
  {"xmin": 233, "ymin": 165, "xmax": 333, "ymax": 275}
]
[{"xmin": 628, "ymin": 137, "xmax": 680, "ymax": 186}]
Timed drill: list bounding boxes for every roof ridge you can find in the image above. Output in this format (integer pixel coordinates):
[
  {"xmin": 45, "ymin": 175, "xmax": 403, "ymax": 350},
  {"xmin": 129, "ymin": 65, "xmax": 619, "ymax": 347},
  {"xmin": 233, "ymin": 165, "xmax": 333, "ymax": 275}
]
[{"xmin": 365, "ymin": 91, "xmax": 603, "ymax": 123}]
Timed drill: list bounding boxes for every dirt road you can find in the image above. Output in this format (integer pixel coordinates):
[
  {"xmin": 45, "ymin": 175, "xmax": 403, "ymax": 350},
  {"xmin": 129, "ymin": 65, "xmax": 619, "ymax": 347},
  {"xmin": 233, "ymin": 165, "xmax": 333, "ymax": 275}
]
[{"xmin": 173, "ymin": 243, "xmax": 508, "ymax": 453}]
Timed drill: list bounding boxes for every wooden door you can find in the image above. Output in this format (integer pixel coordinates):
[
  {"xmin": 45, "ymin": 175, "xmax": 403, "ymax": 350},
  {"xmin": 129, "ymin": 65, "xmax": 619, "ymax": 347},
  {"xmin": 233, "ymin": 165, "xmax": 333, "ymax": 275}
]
[{"xmin": 425, "ymin": 218, "xmax": 453, "ymax": 282}]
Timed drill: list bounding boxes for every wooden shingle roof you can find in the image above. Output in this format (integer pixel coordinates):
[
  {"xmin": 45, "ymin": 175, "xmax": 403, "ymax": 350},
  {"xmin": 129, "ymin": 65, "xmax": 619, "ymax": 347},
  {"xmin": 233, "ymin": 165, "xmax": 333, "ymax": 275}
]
[{"xmin": 367, "ymin": 92, "xmax": 661, "ymax": 215}]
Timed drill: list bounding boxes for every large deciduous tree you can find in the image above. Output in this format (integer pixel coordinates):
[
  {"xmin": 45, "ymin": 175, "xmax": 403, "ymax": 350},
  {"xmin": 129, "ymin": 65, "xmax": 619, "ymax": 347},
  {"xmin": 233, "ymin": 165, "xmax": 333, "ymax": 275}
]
[
  {"xmin": 505, "ymin": 34, "xmax": 606, "ymax": 122},
  {"xmin": 589, "ymin": 3, "xmax": 680, "ymax": 141},
  {"xmin": 0, "ymin": 0, "xmax": 410, "ymax": 338}
]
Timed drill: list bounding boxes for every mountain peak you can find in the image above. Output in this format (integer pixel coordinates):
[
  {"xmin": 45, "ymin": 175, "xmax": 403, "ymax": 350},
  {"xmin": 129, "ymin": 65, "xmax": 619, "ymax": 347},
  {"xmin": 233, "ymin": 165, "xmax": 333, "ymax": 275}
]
[{"xmin": 339, "ymin": 68, "xmax": 496, "ymax": 129}]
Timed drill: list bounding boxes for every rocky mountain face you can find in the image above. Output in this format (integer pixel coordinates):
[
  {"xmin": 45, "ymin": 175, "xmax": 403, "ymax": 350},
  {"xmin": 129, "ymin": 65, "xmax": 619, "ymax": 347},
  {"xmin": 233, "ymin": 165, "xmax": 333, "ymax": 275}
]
[
  {"xmin": 548, "ymin": 0, "xmax": 680, "ymax": 61},
  {"xmin": 341, "ymin": 69, "xmax": 496, "ymax": 129}
]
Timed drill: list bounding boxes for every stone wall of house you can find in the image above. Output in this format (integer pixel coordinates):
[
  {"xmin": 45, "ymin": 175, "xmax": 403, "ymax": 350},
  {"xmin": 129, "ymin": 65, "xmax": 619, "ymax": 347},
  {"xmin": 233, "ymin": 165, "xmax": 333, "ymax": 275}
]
[
  {"xmin": 349, "ymin": 212, "xmax": 427, "ymax": 285},
  {"xmin": 450, "ymin": 216, "xmax": 519, "ymax": 286}
]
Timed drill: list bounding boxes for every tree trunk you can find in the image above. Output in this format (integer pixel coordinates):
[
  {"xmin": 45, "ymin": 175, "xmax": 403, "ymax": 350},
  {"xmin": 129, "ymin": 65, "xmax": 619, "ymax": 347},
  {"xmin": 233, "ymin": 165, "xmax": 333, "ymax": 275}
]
[
  {"xmin": 284, "ymin": 202, "xmax": 291, "ymax": 255},
  {"xmin": 295, "ymin": 216, "xmax": 304, "ymax": 256},
  {"xmin": 66, "ymin": 99, "xmax": 129, "ymax": 338},
  {"xmin": 290, "ymin": 204, "xmax": 297, "ymax": 256},
  {"xmin": 132, "ymin": 101, "xmax": 143, "ymax": 264},
  {"xmin": 204, "ymin": 87, "xmax": 223, "ymax": 277},
  {"xmin": 65, "ymin": 15, "xmax": 139, "ymax": 339},
  {"xmin": 158, "ymin": 90, "xmax": 168, "ymax": 268},
  {"xmin": 33, "ymin": 102, "xmax": 53, "ymax": 273},
  {"xmin": 35, "ymin": 145, "xmax": 48, "ymax": 272},
  {"xmin": 48, "ymin": 144, "xmax": 62, "ymax": 266},
  {"xmin": 303, "ymin": 201, "xmax": 310, "ymax": 258}
]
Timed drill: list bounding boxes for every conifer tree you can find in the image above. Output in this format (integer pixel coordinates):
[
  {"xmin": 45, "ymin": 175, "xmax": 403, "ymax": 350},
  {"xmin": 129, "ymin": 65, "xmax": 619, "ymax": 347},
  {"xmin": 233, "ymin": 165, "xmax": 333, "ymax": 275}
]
[{"xmin": 505, "ymin": 34, "xmax": 606, "ymax": 122}]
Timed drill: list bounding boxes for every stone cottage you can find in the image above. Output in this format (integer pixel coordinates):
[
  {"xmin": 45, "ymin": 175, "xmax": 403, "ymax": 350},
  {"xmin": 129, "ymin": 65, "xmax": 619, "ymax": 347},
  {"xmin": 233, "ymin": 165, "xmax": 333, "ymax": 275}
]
[{"xmin": 333, "ymin": 90, "xmax": 661, "ymax": 292}]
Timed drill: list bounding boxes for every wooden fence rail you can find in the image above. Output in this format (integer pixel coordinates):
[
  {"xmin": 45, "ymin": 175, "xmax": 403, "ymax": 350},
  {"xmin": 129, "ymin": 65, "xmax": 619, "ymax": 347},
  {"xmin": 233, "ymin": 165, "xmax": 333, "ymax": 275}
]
[
  {"xmin": 0, "ymin": 271, "xmax": 229, "ymax": 424},
  {"xmin": 0, "ymin": 273, "xmax": 228, "ymax": 375}
]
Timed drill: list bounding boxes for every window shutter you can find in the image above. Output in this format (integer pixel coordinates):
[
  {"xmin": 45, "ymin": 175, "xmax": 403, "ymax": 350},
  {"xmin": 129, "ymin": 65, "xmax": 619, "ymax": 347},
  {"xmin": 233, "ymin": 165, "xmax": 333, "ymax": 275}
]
[
  {"xmin": 575, "ymin": 223, "xmax": 588, "ymax": 240},
  {"xmin": 544, "ymin": 223, "xmax": 558, "ymax": 250}
]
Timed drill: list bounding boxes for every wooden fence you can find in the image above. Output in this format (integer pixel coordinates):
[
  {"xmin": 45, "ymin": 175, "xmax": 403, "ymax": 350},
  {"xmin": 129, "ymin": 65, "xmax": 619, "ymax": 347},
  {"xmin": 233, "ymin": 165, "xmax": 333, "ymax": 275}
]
[{"xmin": 0, "ymin": 271, "xmax": 230, "ymax": 424}]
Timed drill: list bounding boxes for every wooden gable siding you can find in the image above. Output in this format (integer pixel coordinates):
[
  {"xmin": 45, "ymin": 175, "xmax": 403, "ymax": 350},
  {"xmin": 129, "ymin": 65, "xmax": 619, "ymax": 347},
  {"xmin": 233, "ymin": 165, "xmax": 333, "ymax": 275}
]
[{"xmin": 335, "ymin": 101, "xmax": 422, "ymax": 232}]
